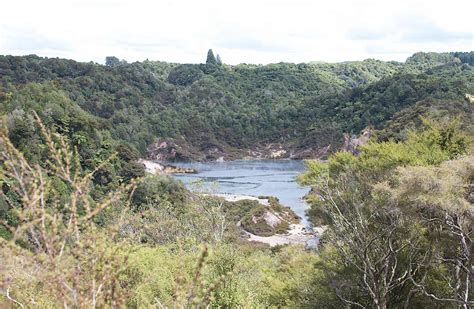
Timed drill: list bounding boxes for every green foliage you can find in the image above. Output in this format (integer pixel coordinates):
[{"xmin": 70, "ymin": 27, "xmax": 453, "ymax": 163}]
[
  {"xmin": 131, "ymin": 175, "xmax": 189, "ymax": 212},
  {"xmin": 301, "ymin": 119, "xmax": 468, "ymax": 224},
  {"xmin": 123, "ymin": 243, "xmax": 319, "ymax": 308},
  {"xmin": 105, "ymin": 56, "xmax": 120, "ymax": 67},
  {"xmin": 167, "ymin": 64, "xmax": 204, "ymax": 85},
  {"xmin": 216, "ymin": 54, "xmax": 222, "ymax": 66},
  {"xmin": 302, "ymin": 118, "xmax": 467, "ymax": 185},
  {"xmin": 376, "ymin": 97, "xmax": 474, "ymax": 143},
  {"xmin": 388, "ymin": 155, "xmax": 474, "ymax": 215},
  {"xmin": 0, "ymin": 114, "xmax": 141, "ymax": 306},
  {"xmin": 1, "ymin": 52, "xmax": 471, "ymax": 160},
  {"xmin": 1, "ymin": 51, "xmax": 473, "ymax": 308},
  {"xmin": 206, "ymin": 49, "xmax": 217, "ymax": 65},
  {"xmin": 299, "ymin": 120, "xmax": 472, "ymax": 308},
  {"xmin": 239, "ymin": 197, "xmax": 299, "ymax": 236}
]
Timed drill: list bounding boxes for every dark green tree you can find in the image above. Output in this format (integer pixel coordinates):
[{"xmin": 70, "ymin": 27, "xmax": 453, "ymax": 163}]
[
  {"xmin": 206, "ymin": 49, "xmax": 217, "ymax": 65},
  {"xmin": 105, "ymin": 56, "xmax": 120, "ymax": 67}
]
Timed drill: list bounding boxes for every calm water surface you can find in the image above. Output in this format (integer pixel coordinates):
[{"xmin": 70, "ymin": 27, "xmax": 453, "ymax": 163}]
[{"xmin": 172, "ymin": 160, "xmax": 310, "ymax": 223}]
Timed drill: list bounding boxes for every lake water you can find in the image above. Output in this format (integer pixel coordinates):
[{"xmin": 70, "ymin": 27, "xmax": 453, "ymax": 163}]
[{"xmin": 171, "ymin": 160, "xmax": 311, "ymax": 223}]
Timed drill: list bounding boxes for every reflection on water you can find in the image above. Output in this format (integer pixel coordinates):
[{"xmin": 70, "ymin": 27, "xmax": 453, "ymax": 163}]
[{"xmin": 171, "ymin": 160, "xmax": 310, "ymax": 223}]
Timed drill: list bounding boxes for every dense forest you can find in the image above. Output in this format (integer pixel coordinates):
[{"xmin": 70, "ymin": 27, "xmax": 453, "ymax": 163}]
[
  {"xmin": 1, "ymin": 51, "xmax": 473, "ymax": 161},
  {"xmin": 0, "ymin": 50, "xmax": 473, "ymax": 307}
]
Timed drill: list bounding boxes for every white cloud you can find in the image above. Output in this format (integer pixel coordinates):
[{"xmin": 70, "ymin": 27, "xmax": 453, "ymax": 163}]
[{"xmin": 0, "ymin": 0, "xmax": 472, "ymax": 64}]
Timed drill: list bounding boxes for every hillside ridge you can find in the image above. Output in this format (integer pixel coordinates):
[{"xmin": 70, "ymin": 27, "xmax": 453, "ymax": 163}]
[{"xmin": 1, "ymin": 51, "xmax": 472, "ymax": 161}]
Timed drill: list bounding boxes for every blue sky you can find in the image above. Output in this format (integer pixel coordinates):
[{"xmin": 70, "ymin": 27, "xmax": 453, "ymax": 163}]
[{"xmin": 0, "ymin": 0, "xmax": 472, "ymax": 64}]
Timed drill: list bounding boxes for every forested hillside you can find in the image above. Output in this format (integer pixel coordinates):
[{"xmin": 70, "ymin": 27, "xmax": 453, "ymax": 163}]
[
  {"xmin": 1, "ymin": 51, "xmax": 472, "ymax": 161},
  {"xmin": 1, "ymin": 51, "xmax": 473, "ymax": 307}
]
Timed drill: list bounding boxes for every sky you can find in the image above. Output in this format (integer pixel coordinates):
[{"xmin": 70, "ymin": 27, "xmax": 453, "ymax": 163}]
[{"xmin": 0, "ymin": 0, "xmax": 472, "ymax": 65}]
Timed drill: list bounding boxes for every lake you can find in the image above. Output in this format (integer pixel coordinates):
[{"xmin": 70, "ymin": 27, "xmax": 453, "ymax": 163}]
[{"xmin": 171, "ymin": 160, "xmax": 311, "ymax": 223}]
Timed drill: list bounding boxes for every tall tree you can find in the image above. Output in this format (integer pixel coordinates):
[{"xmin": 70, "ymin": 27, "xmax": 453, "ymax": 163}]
[
  {"xmin": 216, "ymin": 54, "xmax": 222, "ymax": 66},
  {"xmin": 206, "ymin": 49, "xmax": 217, "ymax": 65}
]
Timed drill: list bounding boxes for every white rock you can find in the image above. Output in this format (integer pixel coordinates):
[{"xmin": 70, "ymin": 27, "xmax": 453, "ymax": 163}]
[{"xmin": 139, "ymin": 159, "xmax": 164, "ymax": 174}]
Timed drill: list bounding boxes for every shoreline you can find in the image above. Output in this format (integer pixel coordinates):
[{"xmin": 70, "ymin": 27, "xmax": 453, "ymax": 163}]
[
  {"xmin": 204, "ymin": 193, "xmax": 270, "ymax": 206},
  {"xmin": 139, "ymin": 159, "xmax": 197, "ymax": 174},
  {"xmin": 245, "ymin": 223, "xmax": 315, "ymax": 247},
  {"xmin": 214, "ymin": 193, "xmax": 323, "ymax": 247}
]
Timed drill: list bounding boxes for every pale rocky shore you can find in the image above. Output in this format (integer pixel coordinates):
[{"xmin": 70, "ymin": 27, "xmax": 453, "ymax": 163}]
[
  {"xmin": 246, "ymin": 223, "xmax": 314, "ymax": 247},
  {"xmin": 140, "ymin": 159, "xmax": 164, "ymax": 174},
  {"xmin": 208, "ymin": 193, "xmax": 270, "ymax": 206},
  {"xmin": 215, "ymin": 193, "xmax": 325, "ymax": 247},
  {"xmin": 139, "ymin": 159, "xmax": 197, "ymax": 174}
]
